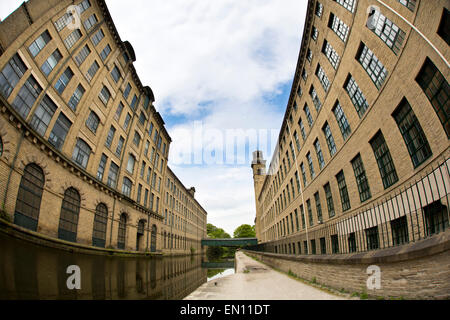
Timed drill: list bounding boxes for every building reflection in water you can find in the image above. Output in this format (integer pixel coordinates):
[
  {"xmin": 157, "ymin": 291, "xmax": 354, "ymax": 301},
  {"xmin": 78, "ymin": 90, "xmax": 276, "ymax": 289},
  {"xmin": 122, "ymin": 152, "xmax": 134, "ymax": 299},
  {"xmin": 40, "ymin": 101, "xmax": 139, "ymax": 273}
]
[{"xmin": 0, "ymin": 233, "xmax": 207, "ymax": 300}]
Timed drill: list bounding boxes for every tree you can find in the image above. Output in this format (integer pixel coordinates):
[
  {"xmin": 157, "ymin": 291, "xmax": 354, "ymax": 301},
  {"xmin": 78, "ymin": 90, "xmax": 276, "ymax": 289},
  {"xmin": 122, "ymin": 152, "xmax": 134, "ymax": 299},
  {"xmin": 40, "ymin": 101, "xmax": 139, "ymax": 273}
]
[
  {"xmin": 233, "ymin": 224, "xmax": 256, "ymax": 238},
  {"xmin": 207, "ymin": 223, "xmax": 231, "ymax": 239}
]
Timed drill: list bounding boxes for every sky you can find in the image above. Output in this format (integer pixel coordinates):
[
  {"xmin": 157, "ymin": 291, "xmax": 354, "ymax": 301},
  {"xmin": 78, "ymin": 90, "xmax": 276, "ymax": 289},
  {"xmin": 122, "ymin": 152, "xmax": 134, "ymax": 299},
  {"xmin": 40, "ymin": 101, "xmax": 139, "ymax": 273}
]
[{"xmin": 0, "ymin": 0, "xmax": 307, "ymax": 236}]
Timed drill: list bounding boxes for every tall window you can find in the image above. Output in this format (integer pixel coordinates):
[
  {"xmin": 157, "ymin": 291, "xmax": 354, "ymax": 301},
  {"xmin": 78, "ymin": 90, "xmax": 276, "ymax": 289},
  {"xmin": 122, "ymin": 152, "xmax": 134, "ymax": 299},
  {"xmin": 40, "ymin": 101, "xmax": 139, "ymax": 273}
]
[
  {"xmin": 75, "ymin": 45, "xmax": 91, "ymax": 66},
  {"xmin": 97, "ymin": 154, "xmax": 108, "ymax": 180},
  {"xmin": 41, "ymin": 49, "xmax": 63, "ymax": 76},
  {"xmin": 322, "ymin": 40, "xmax": 340, "ymax": 69},
  {"xmin": 116, "ymin": 136, "xmax": 125, "ymax": 156},
  {"xmin": 107, "ymin": 162, "xmax": 119, "ymax": 188},
  {"xmin": 92, "ymin": 204, "xmax": 108, "ymax": 248},
  {"xmin": 14, "ymin": 164, "xmax": 45, "ymax": 231},
  {"xmin": 122, "ymin": 177, "xmax": 132, "ymax": 197},
  {"xmin": 302, "ymin": 69, "xmax": 308, "ymax": 81},
  {"xmin": 333, "ymin": 101, "xmax": 351, "ymax": 140},
  {"xmin": 55, "ymin": 12, "xmax": 72, "ymax": 32},
  {"xmin": 322, "ymin": 122, "xmax": 337, "ymax": 156},
  {"xmin": 368, "ymin": 8, "xmax": 405, "ymax": 54},
  {"xmin": 86, "ymin": 60, "xmax": 100, "ymax": 82},
  {"xmin": 91, "ymin": 29, "xmax": 105, "ymax": 46},
  {"xmin": 307, "ymin": 152, "xmax": 315, "ymax": 179},
  {"xmin": 314, "ymin": 139, "xmax": 325, "ymax": 169},
  {"xmin": 310, "ymin": 86, "xmax": 322, "ymax": 111},
  {"xmin": 115, "ymin": 102, "xmax": 124, "ymax": 120},
  {"xmin": 54, "ymin": 67, "xmax": 74, "ymax": 94},
  {"xmin": 312, "ymin": 27, "xmax": 319, "ymax": 41},
  {"xmin": 123, "ymin": 83, "xmax": 131, "ymax": 99},
  {"xmin": 99, "ymin": 86, "xmax": 111, "ymax": 105},
  {"xmin": 348, "ymin": 232, "xmax": 356, "ymax": 252},
  {"xmin": 100, "ymin": 44, "xmax": 112, "ymax": 61},
  {"xmin": 294, "ymin": 131, "xmax": 301, "ymax": 151},
  {"xmin": 72, "ymin": 138, "xmax": 92, "ymax": 169},
  {"xmin": 300, "ymin": 162, "xmax": 307, "ymax": 186},
  {"xmin": 64, "ymin": 29, "xmax": 82, "ymax": 50},
  {"xmin": 29, "ymin": 30, "xmax": 51, "ymax": 57},
  {"xmin": 127, "ymin": 154, "xmax": 136, "ymax": 173},
  {"xmin": 48, "ymin": 112, "xmax": 72, "ymax": 150},
  {"xmin": 133, "ymin": 131, "xmax": 141, "ymax": 147},
  {"xmin": 86, "ymin": 111, "xmax": 100, "ymax": 134},
  {"xmin": 415, "ymin": 58, "xmax": 449, "ymax": 138},
  {"xmin": 324, "ymin": 183, "xmax": 335, "ymax": 218},
  {"xmin": 130, "ymin": 94, "xmax": 138, "ymax": 110},
  {"xmin": 123, "ymin": 113, "xmax": 131, "ymax": 130},
  {"xmin": 344, "ymin": 75, "xmax": 369, "ymax": 118},
  {"xmin": 370, "ymin": 131, "xmax": 398, "ymax": 189},
  {"xmin": 336, "ymin": 170, "xmax": 350, "ymax": 212},
  {"xmin": 111, "ymin": 66, "xmax": 121, "ymax": 83},
  {"xmin": 304, "ymin": 104, "xmax": 313, "ymax": 127},
  {"xmin": 30, "ymin": 95, "xmax": 57, "ymax": 136},
  {"xmin": 393, "ymin": 98, "xmax": 432, "ymax": 168},
  {"xmin": 117, "ymin": 213, "xmax": 127, "ymax": 249},
  {"xmin": 315, "ymin": 2, "xmax": 323, "ymax": 17},
  {"xmin": 12, "ymin": 75, "xmax": 42, "ymax": 119},
  {"xmin": 316, "ymin": 64, "xmax": 330, "ymax": 92},
  {"xmin": 0, "ymin": 54, "xmax": 28, "ymax": 99},
  {"xmin": 356, "ymin": 43, "xmax": 388, "ymax": 89},
  {"xmin": 423, "ymin": 201, "xmax": 449, "ymax": 236},
  {"xmin": 68, "ymin": 84, "xmax": 85, "ymax": 111},
  {"xmin": 307, "ymin": 199, "xmax": 313, "ymax": 226},
  {"xmin": 334, "ymin": 0, "xmax": 356, "ymax": 13},
  {"xmin": 331, "ymin": 234, "xmax": 339, "ymax": 253},
  {"xmin": 314, "ymin": 192, "xmax": 323, "ymax": 222},
  {"xmin": 365, "ymin": 226, "xmax": 379, "ymax": 250},
  {"xmin": 437, "ymin": 8, "xmax": 449, "ymax": 45},
  {"xmin": 351, "ymin": 154, "xmax": 371, "ymax": 202},
  {"xmin": 58, "ymin": 188, "xmax": 80, "ymax": 243},
  {"xmin": 391, "ymin": 216, "xmax": 409, "ymax": 246},
  {"xmin": 83, "ymin": 14, "xmax": 98, "ymax": 31},
  {"xmin": 299, "ymin": 118, "xmax": 306, "ymax": 140},
  {"xmin": 105, "ymin": 126, "xmax": 116, "ymax": 148},
  {"xmin": 328, "ymin": 13, "xmax": 349, "ymax": 42},
  {"xmin": 307, "ymin": 49, "xmax": 313, "ymax": 63}
]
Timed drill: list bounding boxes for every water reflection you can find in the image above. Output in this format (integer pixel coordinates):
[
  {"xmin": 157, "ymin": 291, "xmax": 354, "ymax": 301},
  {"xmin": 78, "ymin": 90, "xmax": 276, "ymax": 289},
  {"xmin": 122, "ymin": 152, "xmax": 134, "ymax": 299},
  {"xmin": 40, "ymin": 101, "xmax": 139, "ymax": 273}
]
[{"xmin": 0, "ymin": 232, "xmax": 207, "ymax": 300}]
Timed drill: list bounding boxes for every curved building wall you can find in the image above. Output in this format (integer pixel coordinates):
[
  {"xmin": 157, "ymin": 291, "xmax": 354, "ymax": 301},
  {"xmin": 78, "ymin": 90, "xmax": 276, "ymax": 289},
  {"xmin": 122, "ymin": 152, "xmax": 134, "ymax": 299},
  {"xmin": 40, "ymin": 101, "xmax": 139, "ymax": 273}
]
[{"xmin": 252, "ymin": 0, "xmax": 449, "ymax": 255}]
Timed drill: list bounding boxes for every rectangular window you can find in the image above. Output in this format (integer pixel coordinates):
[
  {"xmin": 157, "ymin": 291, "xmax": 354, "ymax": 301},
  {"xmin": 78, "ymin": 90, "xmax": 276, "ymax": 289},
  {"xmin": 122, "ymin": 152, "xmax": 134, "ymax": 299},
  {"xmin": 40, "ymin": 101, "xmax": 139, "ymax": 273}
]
[
  {"xmin": 334, "ymin": 0, "xmax": 356, "ymax": 13},
  {"xmin": 48, "ymin": 112, "xmax": 72, "ymax": 150},
  {"xmin": 370, "ymin": 131, "xmax": 399, "ymax": 189},
  {"xmin": 116, "ymin": 136, "xmax": 125, "ymax": 156},
  {"xmin": 423, "ymin": 201, "xmax": 449, "ymax": 236},
  {"xmin": 78, "ymin": 0, "xmax": 91, "ymax": 13},
  {"xmin": 351, "ymin": 154, "xmax": 372, "ymax": 202},
  {"xmin": 137, "ymin": 184, "xmax": 142, "ymax": 204},
  {"xmin": 299, "ymin": 118, "xmax": 306, "ymax": 140},
  {"xmin": 99, "ymin": 86, "xmax": 111, "ymax": 105},
  {"xmin": 310, "ymin": 239, "xmax": 316, "ymax": 254},
  {"xmin": 107, "ymin": 162, "xmax": 119, "ymax": 188},
  {"xmin": 40, "ymin": 49, "xmax": 62, "ymax": 77},
  {"xmin": 312, "ymin": 27, "xmax": 319, "ymax": 41},
  {"xmin": 344, "ymin": 74, "xmax": 369, "ymax": 118},
  {"xmin": 130, "ymin": 94, "xmax": 138, "ymax": 110},
  {"xmin": 0, "ymin": 54, "xmax": 27, "ymax": 99},
  {"xmin": 320, "ymin": 237, "xmax": 326, "ymax": 254},
  {"xmin": 68, "ymin": 84, "xmax": 85, "ymax": 112},
  {"xmin": 123, "ymin": 83, "xmax": 131, "ymax": 99},
  {"xmin": 133, "ymin": 131, "xmax": 141, "ymax": 147},
  {"xmin": 348, "ymin": 233, "xmax": 356, "ymax": 253},
  {"xmin": 336, "ymin": 170, "xmax": 350, "ymax": 212},
  {"xmin": 74, "ymin": 45, "xmax": 91, "ymax": 67},
  {"xmin": 140, "ymin": 161, "xmax": 146, "ymax": 178},
  {"xmin": 83, "ymin": 14, "xmax": 97, "ymax": 31},
  {"xmin": 294, "ymin": 131, "xmax": 301, "ymax": 151},
  {"xmin": 315, "ymin": 192, "xmax": 323, "ymax": 223},
  {"xmin": 415, "ymin": 57, "xmax": 449, "ymax": 138},
  {"xmin": 322, "ymin": 122, "xmax": 337, "ymax": 156},
  {"xmin": 316, "ymin": 64, "xmax": 330, "ymax": 92},
  {"xmin": 302, "ymin": 69, "xmax": 308, "ymax": 81},
  {"xmin": 122, "ymin": 178, "xmax": 132, "ymax": 197},
  {"xmin": 300, "ymin": 163, "xmax": 307, "ymax": 186},
  {"xmin": 368, "ymin": 8, "xmax": 405, "ymax": 54},
  {"xmin": 54, "ymin": 12, "xmax": 72, "ymax": 32},
  {"xmin": 307, "ymin": 199, "xmax": 313, "ymax": 226},
  {"xmin": 111, "ymin": 66, "xmax": 121, "ymax": 83},
  {"xmin": 314, "ymin": 139, "xmax": 325, "ymax": 169},
  {"xmin": 139, "ymin": 111, "xmax": 146, "ymax": 126},
  {"xmin": 123, "ymin": 113, "xmax": 131, "ymax": 130},
  {"xmin": 328, "ymin": 13, "xmax": 349, "ymax": 42},
  {"xmin": 393, "ymin": 98, "xmax": 432, "ymax": 168},
  {"xmin": 310, "ymin": 86, "xmax": 322, "ymax": 111},
  {"xmin": 30, "ymin": 95, "xmax": 57, "ymax": 136},
  {"xmin": 397, "ymin": 0, "xmax": 416, "ymax": 11},
  {"xmin": 315, "ymin": 2, "xmax": 323, "ymax": 17},
  {"xmin": 322, "ymin": 40, "xmax": 340, "ymax": 69},
  {"xmin": 324, "ymin": 183, "xmax": 335, "ymax": 218},
  {"xmin": 365, "ymin": 226, "xmax": 380, "ymax": 250},
  {"xmin": 100, "ymin": 44, "xmax": 112, "ymax": 61},
  {"xmin": 86, "ymin": 111, "xmax": 100, "ymax": 134},
  {"xmin": 64, "ymin": 29, "xmax": 82, "ymax": 50},
  {"xmin": 357, "ymin": 43, "xmax": 388, "ymax": 89},
  {"xmin": 115, "ymin": 102, "xmax": 124, "ymax": 120},
  {"xmin": 54, "ymin": 68, "xmax": 73, "ymax": 94},
  {"xmin": 29, "ymin": 30, "xmax": 51, "ymax": 57},
  {"xmin": 91, "ymin": 29, "xmax": 104, "ymax": 46},
  {"xmin": 72, "ymin": 139, "xmax": 91, "ymax": 169},
  {"xmin": 105, "ymin": 125, "xmax": 116, "ymax": 148},
  {"xmin": 331, "ymin": 234, "xmax": 339, "ymax": 253},
  {"xmin": 307, "ymin": 152, "xmax": 315, "ymax": 179},
  {"xmin": 12, "ymin": 75, "xmax": 42, "ymax": 119},
  {"xmin": 97, "ymin": 154, "xmax": 107, "ymax": 180},
  {"xmin": 304, "ymin": 104, "xmax": 313, "ymax": 127},
  {"xmin": 437, "ymin": 8, "xmax": 449, "ymax": 45},
  {"xmin": 333, "ymin": 101, "xmax": 351, "ymax": 140},
  {"xmin": 391, "ymin": 216, "xmax": 409, "ymax": 246},
  {"xmin": 86, "ymin": 60, "xmax": 100, "ymax": 82},
  {"xmin": 307, "ymin": 49, "xmax": 313, "ymax": 63}
]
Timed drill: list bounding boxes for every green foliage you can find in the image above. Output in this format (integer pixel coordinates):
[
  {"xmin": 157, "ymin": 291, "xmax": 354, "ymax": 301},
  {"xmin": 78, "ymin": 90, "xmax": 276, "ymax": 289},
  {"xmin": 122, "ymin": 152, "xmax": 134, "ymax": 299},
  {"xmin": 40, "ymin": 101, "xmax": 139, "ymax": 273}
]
[
  {"xmin": 207, "ymin": 223, "xmax": 231, "ymax": 239},
  {"xmin": 190, "ymin": 246, "xmax": 196, "ymax": 254},
  {"xmin": 311, "ymin": 277, "xmax": 317, "ymax": 284},
  {"xmin": 233, "ymin": 224, "xmax": 256, "ymax": 238}
]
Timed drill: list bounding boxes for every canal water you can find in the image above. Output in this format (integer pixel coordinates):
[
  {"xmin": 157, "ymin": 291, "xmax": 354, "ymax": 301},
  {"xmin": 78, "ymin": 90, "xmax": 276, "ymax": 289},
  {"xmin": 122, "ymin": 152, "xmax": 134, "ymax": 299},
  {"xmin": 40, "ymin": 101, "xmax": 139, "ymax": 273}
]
[{"xmin": 0, "ymin": 232, "xmax": 234, "ymax": 300}]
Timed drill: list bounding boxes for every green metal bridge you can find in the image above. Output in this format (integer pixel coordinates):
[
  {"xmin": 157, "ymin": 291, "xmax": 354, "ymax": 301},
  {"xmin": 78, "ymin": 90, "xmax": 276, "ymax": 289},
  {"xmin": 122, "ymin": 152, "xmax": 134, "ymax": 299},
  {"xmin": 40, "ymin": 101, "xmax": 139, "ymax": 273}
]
[{"xmin": 201, "ymin": 238, "xmax": 258, "ymax": 247}]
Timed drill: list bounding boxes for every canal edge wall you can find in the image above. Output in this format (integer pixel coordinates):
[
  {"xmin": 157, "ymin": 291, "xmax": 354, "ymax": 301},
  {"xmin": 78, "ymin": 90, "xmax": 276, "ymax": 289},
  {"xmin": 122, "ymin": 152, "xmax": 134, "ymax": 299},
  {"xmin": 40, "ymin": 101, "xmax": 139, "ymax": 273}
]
[
  {"xmin": 243, "ymin": 230, "xmax": 450, "ymax": 299},
  {"xmin": 0, "ymin": 216, "xmax": 201, "ymax": 258}
]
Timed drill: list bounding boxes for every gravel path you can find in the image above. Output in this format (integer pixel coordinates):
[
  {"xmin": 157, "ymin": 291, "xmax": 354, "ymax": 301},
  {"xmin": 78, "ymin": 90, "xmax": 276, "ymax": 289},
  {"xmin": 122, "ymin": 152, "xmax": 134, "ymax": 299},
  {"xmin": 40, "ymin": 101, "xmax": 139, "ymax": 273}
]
[{"xmin": 184, "ymin": 251, "xmax": 348, "ymax": 300}]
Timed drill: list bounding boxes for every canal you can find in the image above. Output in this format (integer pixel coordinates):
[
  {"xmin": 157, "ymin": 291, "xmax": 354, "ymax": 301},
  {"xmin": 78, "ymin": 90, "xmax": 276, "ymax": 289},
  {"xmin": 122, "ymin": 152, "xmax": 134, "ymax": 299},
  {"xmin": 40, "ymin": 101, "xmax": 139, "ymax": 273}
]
[{"xmin": 0, "ymin": 232, "xmax": 234, "ymax": 300}]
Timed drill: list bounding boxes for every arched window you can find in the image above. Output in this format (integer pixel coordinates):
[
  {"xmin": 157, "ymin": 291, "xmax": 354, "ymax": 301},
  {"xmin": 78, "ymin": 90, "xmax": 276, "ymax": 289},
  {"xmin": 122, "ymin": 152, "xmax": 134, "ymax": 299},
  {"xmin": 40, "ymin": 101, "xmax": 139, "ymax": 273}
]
[
  {"xmin": 72, "ymin": 138, "xmax": 91, "ymax": 169},
  {"xmin": 126, "ymin": 154, "xmax": 136, "ymax": 173},
  {"xmin": 85, "ymin": 111, "xmax": 100, "ymax": 134},
  {"xmin": 122, "ymin": 177, "xmax": 132, "ymax": 197},
  {"xmin": 58, "ymin": 188, "xmax": 80, "ymax": 242},
  {"xmin": 92, "ymin": 203, "xmax": 108, "ymax": 248},
  {"xmin": 14, "ymin": 163, "xmax": 45, "ymax": 231},
  {"xmin": 150, "ymin": 225, "xmax": 157, "ymax": 252},
  {"xmin": 117, "ymin": 213, "xmax": 127, "ymax": 249}
]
